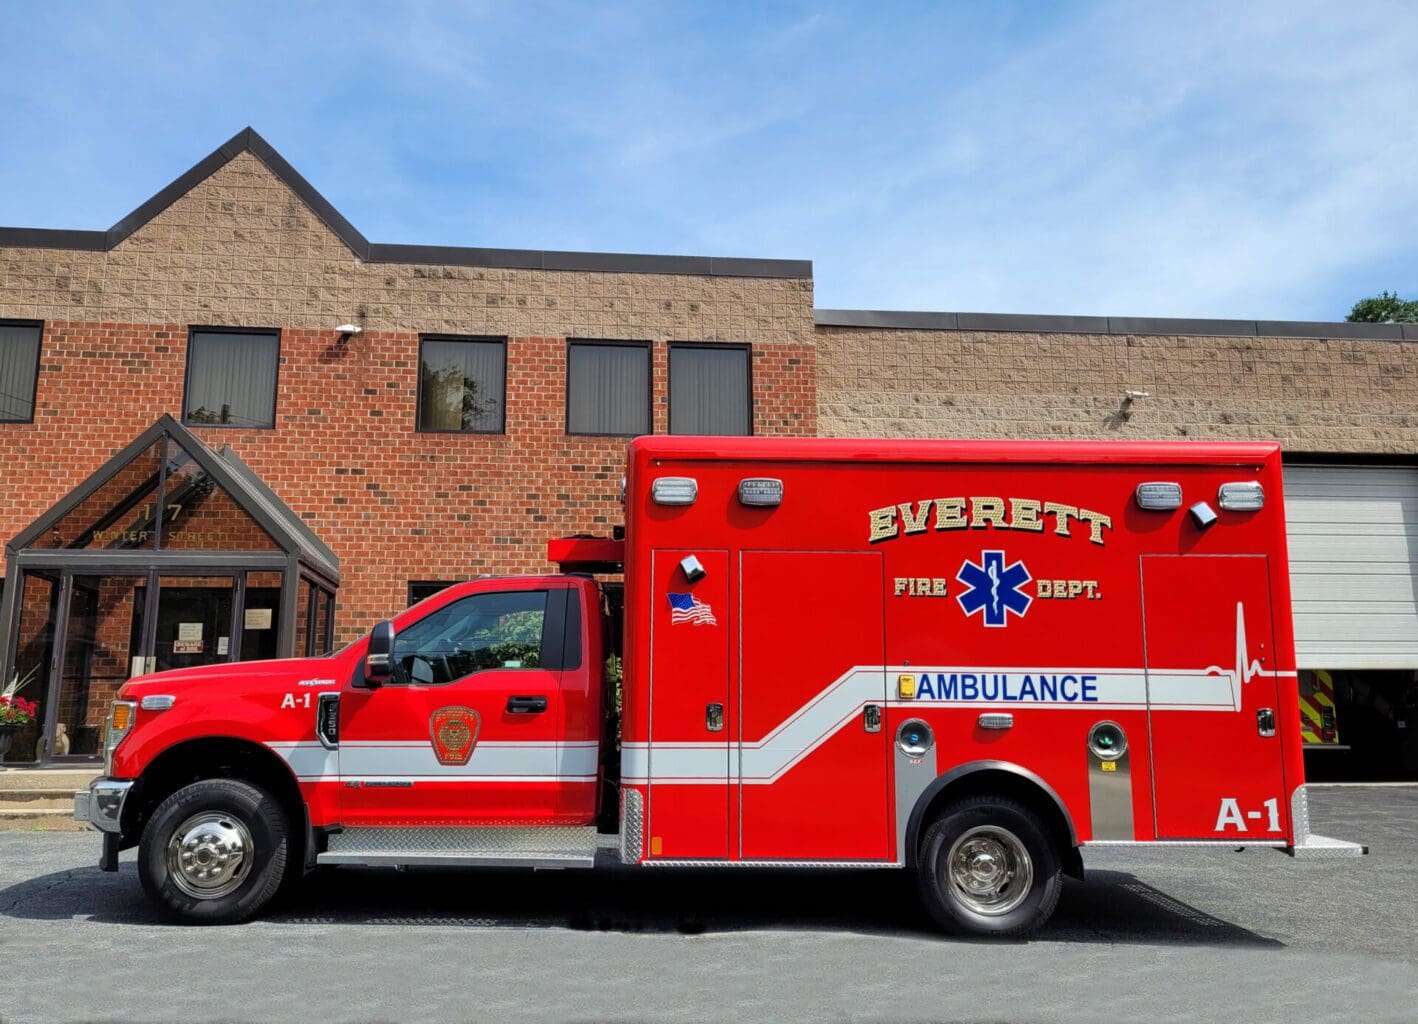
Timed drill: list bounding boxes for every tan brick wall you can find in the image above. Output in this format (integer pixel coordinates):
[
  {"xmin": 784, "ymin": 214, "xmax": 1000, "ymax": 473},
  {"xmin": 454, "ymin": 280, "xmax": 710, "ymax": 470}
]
[
  {"xmin": 0, "ymin": 151, "xmax": 814, "ymax": 343},
  {"xmin": 815, "ymin": 326, "xmax": 1418, "ymax": 453}
]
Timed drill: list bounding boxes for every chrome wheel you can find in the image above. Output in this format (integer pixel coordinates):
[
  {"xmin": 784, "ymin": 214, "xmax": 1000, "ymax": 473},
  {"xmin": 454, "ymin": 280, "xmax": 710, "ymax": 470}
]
[
  {"xmin": 165, "ymin": 811, "xmax": 254, "ymax": 900},
  {"xmin": 945, "ymin": 824, "xmax": 1033, "ymax": 916}
]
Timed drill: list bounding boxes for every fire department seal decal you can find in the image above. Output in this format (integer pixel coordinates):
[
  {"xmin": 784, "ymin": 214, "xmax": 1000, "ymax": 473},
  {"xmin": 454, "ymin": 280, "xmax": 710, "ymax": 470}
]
[{"xmin": 429, "ymin": 706, "xmax": 481, "ymax": 766}]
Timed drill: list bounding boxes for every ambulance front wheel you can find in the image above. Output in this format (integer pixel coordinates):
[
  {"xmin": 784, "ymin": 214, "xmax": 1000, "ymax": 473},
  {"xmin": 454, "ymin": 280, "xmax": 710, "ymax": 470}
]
[
  {"xmin": 916, "ymin": 796, "xmax": 1063, "ymax": 938},
  {"xmin": 138, "ymin": 778, "xmax": 291, "ymax": 924}
]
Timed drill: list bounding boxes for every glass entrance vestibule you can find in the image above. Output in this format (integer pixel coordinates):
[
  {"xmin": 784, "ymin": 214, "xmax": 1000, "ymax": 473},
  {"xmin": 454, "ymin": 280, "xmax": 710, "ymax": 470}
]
[{"xmin": 0, "ymin": 416, "xmax": 340, "ymax": 765}]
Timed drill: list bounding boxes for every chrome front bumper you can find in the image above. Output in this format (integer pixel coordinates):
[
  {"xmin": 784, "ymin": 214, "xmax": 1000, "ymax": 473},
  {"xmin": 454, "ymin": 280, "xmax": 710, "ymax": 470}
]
[{"xmin": 73, "ymin": 778, "xmax": 134, "ymax": 834}]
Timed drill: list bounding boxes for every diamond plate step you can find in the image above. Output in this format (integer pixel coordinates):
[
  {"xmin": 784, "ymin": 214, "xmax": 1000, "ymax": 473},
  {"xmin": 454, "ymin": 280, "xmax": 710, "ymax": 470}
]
[
  {"xmin": 1287, "ymin": 833, "xmax": 1368, "ymax": 859},
  {"xmin": 318, "ymin": 825, "xmax": 599, "ymax": 869}
]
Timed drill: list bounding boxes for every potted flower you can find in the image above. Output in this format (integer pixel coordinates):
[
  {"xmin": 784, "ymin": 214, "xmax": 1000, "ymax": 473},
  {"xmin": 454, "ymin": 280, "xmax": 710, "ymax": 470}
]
[{"xmin": 0, "ymin": 667, "xmax": 40, "ymax": 766}]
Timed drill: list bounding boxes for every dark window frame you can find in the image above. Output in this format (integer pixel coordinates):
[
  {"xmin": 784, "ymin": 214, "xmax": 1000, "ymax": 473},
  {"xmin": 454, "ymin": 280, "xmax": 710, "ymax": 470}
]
[
  {"xmin": 667, "ymin": 342, "xmax": 754, "ymax": 437},
  {"xmin": 182, "ymin": 326, "xmax": 282, "ymax": 430},
  {"xmin": 0, "ymin": 319, "xmax": 44, "ymax": 425},
  {"xmin": 416, "ymin": 334, "xmax": 508, "ymax": 435},
  {"xmin": 565, "ymin": 339, "xmax": 654, "ymax": 438},
  {"xmin": 407, "ymin": 579, "xmax": 463, "ymax": 607}
]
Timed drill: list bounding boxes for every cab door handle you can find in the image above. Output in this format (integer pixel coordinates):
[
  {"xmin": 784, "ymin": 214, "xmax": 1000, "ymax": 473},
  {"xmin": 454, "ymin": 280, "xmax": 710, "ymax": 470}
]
[
  {"xmin": 507, "ymin": 695, "xmax": 548, "ymax": 714},
  {"xmin": 1257, "ymin": 708, "xmax": 1276, "ymax": 737},
  {"xmin": 706, "ymin": 703, "xmax": 724, "ymax": 732}
]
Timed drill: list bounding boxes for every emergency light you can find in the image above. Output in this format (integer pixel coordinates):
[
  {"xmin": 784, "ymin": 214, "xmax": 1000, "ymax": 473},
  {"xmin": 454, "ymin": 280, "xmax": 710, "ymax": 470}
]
[
  {"xmin": 651, "ymin": 477, "xmax": 698, "ymax": 506},
  {"xmin": 1218, "ymin": 481, "xmax": 1265, "ymax": 511},
  {"xmin": 1134, "ymin": 481, "xmax": 1183, "ymax": 510},
  {"xmin": 737, "ymin": 478, "xmax": 783, "ymax": 507}
]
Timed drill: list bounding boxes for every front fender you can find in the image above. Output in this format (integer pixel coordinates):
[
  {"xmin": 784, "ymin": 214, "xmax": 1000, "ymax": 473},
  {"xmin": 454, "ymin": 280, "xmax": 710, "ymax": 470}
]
[{"xmin": 111, "ymin": 685, "xmax": 321, "ymax": 779}]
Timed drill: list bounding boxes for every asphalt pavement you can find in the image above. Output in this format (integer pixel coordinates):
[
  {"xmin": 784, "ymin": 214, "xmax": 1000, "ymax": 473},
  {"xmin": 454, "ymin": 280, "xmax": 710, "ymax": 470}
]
[{"xmin": 0, "ymin": 785, "xmax": 1413, "ymax": 1024}]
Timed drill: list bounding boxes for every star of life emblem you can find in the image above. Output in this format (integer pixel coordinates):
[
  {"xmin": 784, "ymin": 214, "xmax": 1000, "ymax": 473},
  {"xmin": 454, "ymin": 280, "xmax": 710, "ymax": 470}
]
[{"xmin": 956, "ymin": 550, "xmax": 1032, "ymax": 627}]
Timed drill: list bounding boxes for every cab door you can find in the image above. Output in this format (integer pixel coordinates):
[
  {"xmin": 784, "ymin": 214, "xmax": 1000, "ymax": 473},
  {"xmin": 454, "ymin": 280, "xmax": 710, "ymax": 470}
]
[
  {"xmin": 1142, "ymin": 555, "xmax": 1289, "ymax": 839},
  {"xmin": 338, "ymin": 585, "xmax": 574, "ymax": 827}
]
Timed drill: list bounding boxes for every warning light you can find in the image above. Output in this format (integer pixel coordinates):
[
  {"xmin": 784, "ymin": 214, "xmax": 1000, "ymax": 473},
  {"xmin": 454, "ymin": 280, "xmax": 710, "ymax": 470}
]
[
  {"xmin": 651, "ymin": 477, "xmax": 698, "ymax": 506},
  {"xmin": 897, "ymin": 673, "xmax": 917, "ymax": 699},
  {"xmin": 737, "ymin": 478, "xmax": 784, "ymax": 507},
  {"xmin": 1088, "ymin": 721, "xmax": 1128, "ymax": 760},
  {"xmin": 1218, "ymin": 481, "xmax": 1265, "ymax": 511},
  {"xmin": 1135, "ymin": 482, "xmax": 1183, "ymax": 510}
]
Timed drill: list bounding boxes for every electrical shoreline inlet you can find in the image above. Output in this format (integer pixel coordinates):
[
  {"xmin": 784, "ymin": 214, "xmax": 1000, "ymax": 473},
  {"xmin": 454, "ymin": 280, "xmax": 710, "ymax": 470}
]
[{"xmin": 74, "ymin": 436, "xmax": 1364, "ymax": 937}]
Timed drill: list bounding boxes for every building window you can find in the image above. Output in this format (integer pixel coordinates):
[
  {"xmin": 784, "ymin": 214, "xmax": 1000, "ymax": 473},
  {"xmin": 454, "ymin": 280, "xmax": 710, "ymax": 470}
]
[
  {"xmin": 408, "ymin": 580, "xmax": 461, "ymax": 606},
  {"xmin": 418, "ymin": 336, "xmax": 506, "ymax": 433},
  {"xmin": 566, "ymin": 341, "xmax": 651, "ymax": 436},
  {"xmin": 669, "ymin": 344, "xmax": 751, "ymax": 435},
  {"xmin": 0, "ymin": 320, "xmax": 42, "ymax": 423},
  {"xmin": 184, "ymin": 328, "xmax": 279, "ymax": 428}
]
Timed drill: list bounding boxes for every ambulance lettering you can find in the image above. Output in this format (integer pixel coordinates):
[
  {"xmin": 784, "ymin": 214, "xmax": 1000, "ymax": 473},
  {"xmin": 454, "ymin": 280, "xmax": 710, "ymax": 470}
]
[
  {"xmin": 915, "ymin": 672, "xmax": 1100, "ymax": 703},
  {"xmin": 1214, "ymin": 797, "xmax": 1282, "ymax": 833}
]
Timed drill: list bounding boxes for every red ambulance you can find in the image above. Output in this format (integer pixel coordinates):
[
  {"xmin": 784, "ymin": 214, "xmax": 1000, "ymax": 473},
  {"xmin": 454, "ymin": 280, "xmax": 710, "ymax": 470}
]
[{"xmin": 74, "ymin": 436, "xmax": 1364, "ymax": 935}]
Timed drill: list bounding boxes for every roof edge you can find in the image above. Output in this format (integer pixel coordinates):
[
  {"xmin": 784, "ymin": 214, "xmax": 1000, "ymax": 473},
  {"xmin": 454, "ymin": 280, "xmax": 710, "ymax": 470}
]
[
  {"xmin": 0, "ymin": 128, "xmax": 811, "ymax": 279},
  {"xmin": 814, "ymin": 308, "xmax": 1416, "ymax": 342}
]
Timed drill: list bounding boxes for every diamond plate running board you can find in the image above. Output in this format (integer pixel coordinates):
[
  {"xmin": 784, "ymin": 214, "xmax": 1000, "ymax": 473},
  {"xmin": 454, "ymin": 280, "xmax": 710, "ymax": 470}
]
[
  {"xmin": 318, "ymin": 826, "xmax": 598, "ymax": 869},
  {"xmin": 1285, "ymin": 833, "xmax": 1368, "ymax": 859}
]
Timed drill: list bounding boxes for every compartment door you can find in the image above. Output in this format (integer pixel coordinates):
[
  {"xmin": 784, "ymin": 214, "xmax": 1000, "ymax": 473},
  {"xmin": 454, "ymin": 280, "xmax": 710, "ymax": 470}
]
[
  {"xmin": 739, "ymin": 551, "xmax": 889, "ymax": 861},
  {"xmin": 647, "ymin": 549, "xmax": 731, "ymax": 859},
  {"xmin": 1142, "ymin": 555, "xmax": 1288, "ymax": 840}
]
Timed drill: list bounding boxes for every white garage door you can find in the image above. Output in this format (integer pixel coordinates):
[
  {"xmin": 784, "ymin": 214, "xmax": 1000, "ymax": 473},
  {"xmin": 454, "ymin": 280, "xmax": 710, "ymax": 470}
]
[{"xmin": 1284, "ymin": 465, "xmax": 1418, "ymax": 669}]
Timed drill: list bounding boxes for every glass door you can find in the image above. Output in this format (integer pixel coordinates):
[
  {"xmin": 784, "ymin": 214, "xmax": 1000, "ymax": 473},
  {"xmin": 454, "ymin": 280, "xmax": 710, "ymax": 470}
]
[
  {"xmin": 50, "ymin": 574, "xmax": 150, "ymax": 761},
  {"xmin": 150, "ymin": 575, "xmax": 238, "ymax": 673},
  {"xmin": 2, "ymin": 571, "xmax": 59, "ymax": 765}
]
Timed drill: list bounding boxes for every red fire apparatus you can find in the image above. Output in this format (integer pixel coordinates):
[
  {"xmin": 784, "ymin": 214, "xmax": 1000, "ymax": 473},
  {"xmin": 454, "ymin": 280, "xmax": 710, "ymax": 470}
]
[{"xmin": 74, "ymin": 437, "xmax": 1364, "ymax": 935}]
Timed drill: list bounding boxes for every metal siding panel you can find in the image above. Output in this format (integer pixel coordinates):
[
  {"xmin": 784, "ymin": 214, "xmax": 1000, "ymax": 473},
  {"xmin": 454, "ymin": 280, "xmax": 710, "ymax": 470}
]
[{"xmin": 1283, "ymin": 466, "xmax": 1418, "ymax": 668}]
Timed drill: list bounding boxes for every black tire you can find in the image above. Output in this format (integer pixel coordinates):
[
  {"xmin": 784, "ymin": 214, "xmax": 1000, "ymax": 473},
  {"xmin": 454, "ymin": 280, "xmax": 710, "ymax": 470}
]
[
  {"xmin": 916, "ymin": 796, "xmax": 1063, "ymax": 938},
  {"xmin": 138, "ymin": 779, "xmax": 290, "ymax": 924}
]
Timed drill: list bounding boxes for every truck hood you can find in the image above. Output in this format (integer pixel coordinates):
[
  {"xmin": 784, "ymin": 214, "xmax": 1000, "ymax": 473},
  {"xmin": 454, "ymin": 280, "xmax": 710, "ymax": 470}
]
[{"xmin": 118, "ymin": 657, "xmax": 346, "ymax": 697}]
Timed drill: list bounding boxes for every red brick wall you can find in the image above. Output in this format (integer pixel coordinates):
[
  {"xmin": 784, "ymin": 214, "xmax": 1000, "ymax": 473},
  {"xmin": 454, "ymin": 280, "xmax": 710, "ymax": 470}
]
[{"xmin": 0, "ymin": 322, "xmax": 817, "ymax": 645}]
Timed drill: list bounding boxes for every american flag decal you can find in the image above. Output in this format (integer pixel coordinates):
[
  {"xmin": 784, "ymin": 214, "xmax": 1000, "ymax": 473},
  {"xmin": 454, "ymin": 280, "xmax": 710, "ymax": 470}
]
[{"xmin": 668, "ymin": 592, "xmax": 717, "ymax": 626}]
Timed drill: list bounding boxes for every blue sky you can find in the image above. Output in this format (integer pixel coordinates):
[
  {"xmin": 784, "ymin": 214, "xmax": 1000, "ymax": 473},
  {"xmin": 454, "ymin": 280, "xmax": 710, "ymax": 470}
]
[{"xmin": 2, "ymin": 1, "xmax": 1415, "ymax": 320}]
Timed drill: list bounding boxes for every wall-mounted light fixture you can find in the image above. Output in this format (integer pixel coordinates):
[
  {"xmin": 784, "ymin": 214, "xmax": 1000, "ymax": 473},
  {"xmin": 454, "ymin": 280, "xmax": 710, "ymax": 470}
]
[
  {"xmin": 1117, "ymin": 388, "xmax": 1150, "ymax": 421},
  {"xmin": 335, "ymin": 323, "xmax": 363, "ymax": 345}
]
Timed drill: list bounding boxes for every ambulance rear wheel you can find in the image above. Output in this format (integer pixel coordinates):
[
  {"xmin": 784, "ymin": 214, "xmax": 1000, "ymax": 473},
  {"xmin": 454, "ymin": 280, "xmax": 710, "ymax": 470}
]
[
  {"xmin": 917, "ymin": 797, "xmax": 1062, "ymax": 937},
  {"xmin": 138, "ymin": 778, "xmax": 290, "ymax": 924}
]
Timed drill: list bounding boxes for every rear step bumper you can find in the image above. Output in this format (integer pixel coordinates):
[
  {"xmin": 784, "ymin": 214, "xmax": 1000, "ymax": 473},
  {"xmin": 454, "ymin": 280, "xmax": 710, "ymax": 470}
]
[{"xmin": 1287, "ymin": 834, "xmax": 1368, "ymax": 859}]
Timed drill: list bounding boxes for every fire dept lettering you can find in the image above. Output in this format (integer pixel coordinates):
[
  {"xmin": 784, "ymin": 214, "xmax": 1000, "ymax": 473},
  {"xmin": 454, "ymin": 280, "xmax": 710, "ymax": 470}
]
[
  {"xmin": 913, "ymin": 672, "xmax": 1100, "ymax": 703},
  {"xmin": 1036, "ymin": 579, "xmax": 1101, "ymax": 600},
  {"xmin": 868, "ymin": 497, "xmax": 1113, "ymax": 546}
]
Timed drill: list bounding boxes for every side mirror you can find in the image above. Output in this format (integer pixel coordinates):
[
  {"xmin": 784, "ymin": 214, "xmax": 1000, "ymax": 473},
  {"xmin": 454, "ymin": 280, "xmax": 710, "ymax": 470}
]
[{"xmin": 364, "ymin": 620, "xmax": 395, "ymax": 686}]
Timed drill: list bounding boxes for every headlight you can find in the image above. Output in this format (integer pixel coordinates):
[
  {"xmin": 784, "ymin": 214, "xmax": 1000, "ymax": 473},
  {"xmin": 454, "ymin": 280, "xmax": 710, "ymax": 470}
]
[{"xmin": 103, "ymin": 700, "xmax": 138, "ymax": 775}]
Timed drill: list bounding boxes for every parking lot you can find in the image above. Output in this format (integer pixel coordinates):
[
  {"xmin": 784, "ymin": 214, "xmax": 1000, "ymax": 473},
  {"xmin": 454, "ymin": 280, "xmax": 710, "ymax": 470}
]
[{"xmin": 1, "ymin": 785, "xmax": 1414, "ymax": 1023}]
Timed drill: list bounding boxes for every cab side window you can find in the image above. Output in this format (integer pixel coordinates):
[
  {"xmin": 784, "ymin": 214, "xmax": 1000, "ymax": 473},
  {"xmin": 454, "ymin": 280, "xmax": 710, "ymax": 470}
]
[{"xmin": 393, "ymin": 590, "xmax": 547, "ymax": 685}]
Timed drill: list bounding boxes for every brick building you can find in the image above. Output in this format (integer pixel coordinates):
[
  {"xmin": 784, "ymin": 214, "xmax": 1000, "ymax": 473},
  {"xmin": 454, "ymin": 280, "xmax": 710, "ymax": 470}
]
[{"xmin": 1, "ymin": 128, "xmax": 1414, "ymax": 769}]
